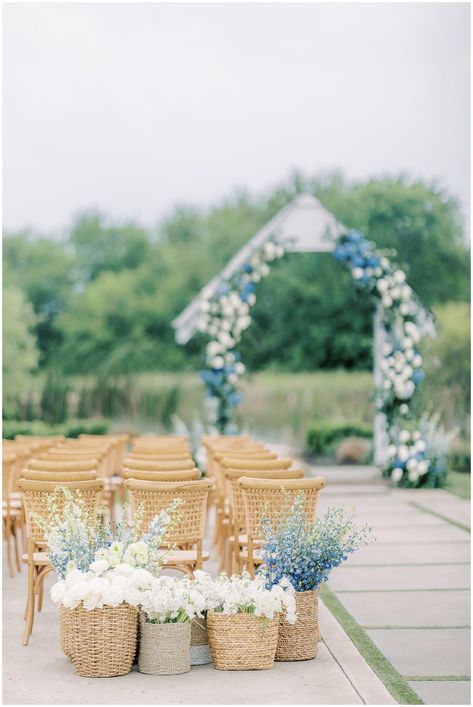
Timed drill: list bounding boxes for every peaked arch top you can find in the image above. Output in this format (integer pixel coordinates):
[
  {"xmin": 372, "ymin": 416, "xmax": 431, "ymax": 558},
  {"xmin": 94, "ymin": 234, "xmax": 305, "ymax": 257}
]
[{"xmin": 172, "ymin": 194, "xmax": 346, "ymax": 344}]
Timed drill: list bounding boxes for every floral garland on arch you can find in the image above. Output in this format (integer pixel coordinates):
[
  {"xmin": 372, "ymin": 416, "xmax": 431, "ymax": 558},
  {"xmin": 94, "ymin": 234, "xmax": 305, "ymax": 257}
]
[
  {"xmin": 197, "ymin": 238, "xmax": 285, "ymax": 433},
  {"xmin": 333, "ymin": 229, "xmax": 439, "ymax": 488}
]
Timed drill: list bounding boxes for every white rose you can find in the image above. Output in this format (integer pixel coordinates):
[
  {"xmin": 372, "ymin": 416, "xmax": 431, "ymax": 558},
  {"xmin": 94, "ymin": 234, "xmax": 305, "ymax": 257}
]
[
  {"xmin": 247, "ymin": 293, "xmax": 256, "ymax": 306},
  {"xmin": 227, "ymin": 373, "xmax": 238, "ymax": 385},
  {"xmin": 264, "ymin": 242, "xmax": 276, "ymax": 260},
  {"xmin": 352, "ymin": 267, "xmax": 363, "ymax": 279},
  {"xmin": 212, "ymin": 356, "xmax": 224, "ymax": 369},
  {"xmin": 406, "ymin": 458, "xmax": 418, "ymax": 472},
  {"xmin": 408, "ymin": 469, "xmax": 419, "ymax": 483},
  {"xmin": 234, "ymin": 362, "xmax": 245, "ymax": 376},
  {"xmin": 260, "ymin": 264, "xmax": 270, "ymax": 277},
  {"xmin": 124, "ymin": 586, "xmax": 143, "ymax": 606},
  {"xmin": 200, "ymin": 300, "xmax": 210, "ymax": 313},
  {"xmin": 415, "ymin": 440, "xmax": 426, "ymax": 453},
  {"xmin": 418, "ymin": 460, "xmax": 429, "ymax": 475},
  {"xmin": 387, "ymin": 444, "xmax": 397, "ymax": 458},
  {"xmin": 382, "ymin": 343, "xmax": 392, "ymax": 356},
  {"xmin": 412, "ymin": 431, "xmax": 421, "ymax": 441},
  {"xmin": 399, "ymin": 404, "xmax": 409, "ymax": 415},
  {"xmin": 90, "ymin": 560, "xmax": 109, "ymax": 575},
  {"xmin": 394, "ymin": 270, "xmax": 406, "ymax": 283},
  {"xmin": 383, "ymin": 379, "xmax": 392, "ymax": 390},
  {"xmin": 382, "ymin": 295, "xmax": 393, "ymax": 308},
  {"xmin": 390, "ymin": 286, "xmax": 401, "ymax": 299},
  {"xmin": 103, "ymin": 586, "xmax": 124, "ymax": 607},
  {"xmin": 67, "ymin": 582, "xmax": 90, "ymax": 603},
  {"xmin": 83, "ymin": 593, "xmax": 103, "ymax": 611},
  {"xmin": 398, "ymin": 445, "xmax": 409, "ymax": 462},
  {"xmin": 377, "ymin": 279, "xmax": 388, "ymax": 293},
  {"xmin": 412, "ymin": 354, "xmax": 423, "ymax": 368},
  {"xmin": 50, "ymin": 580, "xmax": 66, "ymax": 604},
  {"xmin": 380, "ymin": 257, "xmax": 390, "ymax": 269},
  {"xmin": 113, "ymin": 563, "xmax": 135, "ymax": 576},
  {"xmin": 238, "ymin": 303, "xmax": 249, "ymax": 315},
  {"xmin": 400, "ymin": 430, "xmax": 411, "ymax": 443},
  {"xmin": 400, "ymin": 303, "xmax": 411, "ymax": 316},
  {"xmin": 207, "ymin": 341, "xmax": 221, "ymax": 357},
  {"xmin": 391, "ymin": 467, "xmax": 403, "ymax": 483},
  {"xmin": 65, "ymin": 569, "xmax": 86, "ymax": 587}
]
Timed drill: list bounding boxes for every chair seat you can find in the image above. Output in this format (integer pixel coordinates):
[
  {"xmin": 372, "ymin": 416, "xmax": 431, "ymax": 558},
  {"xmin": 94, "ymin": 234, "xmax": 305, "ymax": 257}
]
[
  {"xmin": 9, "ymin": 491, "xmax": 22, "ymax": 500},
  {"xmin": 164, "ymin": 549, "xmax": 210, "ymax": 566},
  {"xmin": 3, "ymin": 508, "xmax": 20, "ymax": 519},
  {"xmin": 3, "ymin": 499, "xmax": 22, "ymax": 509},
  {"xmin": 229, "ymin": 534, "xmax": 263, "ymax": 546},
  {"xmin": 22, "ymin": 552, "xmax": 50, "ymax": 566},
  {"xmin": 238, "ymin": 549, "xmax": 264, "ymax": 565}
]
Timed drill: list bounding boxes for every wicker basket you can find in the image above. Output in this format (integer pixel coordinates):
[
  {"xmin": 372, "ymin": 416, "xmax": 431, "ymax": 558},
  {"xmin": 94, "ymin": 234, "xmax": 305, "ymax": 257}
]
[
  {"xmin": 276, "ymin": 590, "xmax": 319, "ymax": 662},
  {"xmin": 190, "ymin": 616, "xmax": 211, "ymax": 665},
  {"xmin": 207, "ymin": 611, "xmax": 278, "ymax": 671},
  {"xmin": 60, "ymin": 605, "xmax": 73, "ymax": 658},
  {"xmin": 138, "ymin": 615, "xmax": 191, "ymax": 675},
  {"xmin": 70, "ymin": 603, "xmax": 138, "ymax": 677}
]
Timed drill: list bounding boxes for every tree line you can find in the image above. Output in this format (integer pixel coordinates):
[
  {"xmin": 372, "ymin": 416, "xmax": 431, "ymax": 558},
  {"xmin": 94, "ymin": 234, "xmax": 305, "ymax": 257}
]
[{"xmin": 4, "ymin": 171, "xmax": 469, "ymax": 415}]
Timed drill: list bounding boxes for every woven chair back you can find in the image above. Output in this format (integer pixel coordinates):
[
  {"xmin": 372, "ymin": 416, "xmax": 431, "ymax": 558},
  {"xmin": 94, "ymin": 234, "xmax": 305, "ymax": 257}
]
[
  {"xmin": 27, "ymin": 458, "xmax": 99, "ymax": 472},
  {"xmin": 21, "ymin": 470, "xmax": 97, "ymax": 482},
  {"xmin": 221, "ymin": 457, "xmax": 293, "ymax": 471},
  {"xmin": 238, "ymin": 476, "xmax": 326, "ymax": 539},
  {"xmin": 18, "ymin": 479, "xmax": 104, "ymax": 543},
  {"xmin": 225, "ymin": 468, "xmax": 304, "ymax": 527},
  {"xmin": 125, "ymin": 478, "xmax": 213, "ymax": 544},
  {"xmin": 123, "ymin": 458, "xmax": 195, "ymax": 472},
  {"xmin": 122, "ymin": 468, "xmax": 201, "ymax": 482}
]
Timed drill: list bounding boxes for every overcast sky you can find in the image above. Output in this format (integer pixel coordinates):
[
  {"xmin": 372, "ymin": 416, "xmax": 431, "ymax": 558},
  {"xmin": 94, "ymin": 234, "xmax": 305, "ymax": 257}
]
[{"xmin": 3, "ymin": 2, "xmax": 470, "ymax": 235}]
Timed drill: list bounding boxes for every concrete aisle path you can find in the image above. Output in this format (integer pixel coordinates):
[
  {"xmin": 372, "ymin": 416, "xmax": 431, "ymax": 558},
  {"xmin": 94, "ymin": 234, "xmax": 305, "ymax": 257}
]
[{"xmin": 314, "ymin": 469, "xmax": 471, "ymax": 706}]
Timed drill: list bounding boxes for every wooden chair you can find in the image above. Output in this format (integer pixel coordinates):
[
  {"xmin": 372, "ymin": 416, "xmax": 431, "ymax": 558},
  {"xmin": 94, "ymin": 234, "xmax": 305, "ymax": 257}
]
[
  {"xmin": 238, "ymin": 476, "xmax": 326, "ymax": 576},
  {"xmin": 20, "ymin": 470, "xmax": 97, "ymax": 482},
  {"xmin": 223, "ymin": 467, "xmax": 304, "ymax": 574},
  {"xmin": 3, "ymin": 453, "xmax": 21, "ymax": 576},
  {"xmin": 18, "ymin": 478, "xmax": 104, "ymax": 645},
  {"xmin": 122, "ymin": 469, "xmax": 201, "ymax": 482},
  {"xmin": 123, "ymin": 458, "xmax": 196, "ymax": 472},
  {"xmin": 27, "ymin": 458, "xmax": 99, "ymax": 472},
  {"xmin": 125, "ymin": 478, "xmax": 213, "ymax": 574}
]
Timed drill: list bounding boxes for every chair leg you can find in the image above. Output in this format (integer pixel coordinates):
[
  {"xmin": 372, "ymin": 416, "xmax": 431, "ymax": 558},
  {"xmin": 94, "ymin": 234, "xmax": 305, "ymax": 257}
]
[
  {"xmin": 12, "ymin": 519, "xmax": 21, "ymax": 573},
  {"xmin": 23, "ymin": 552, "xmax": 35, "ymax": 645},
  {"xmin": 4, "ymin": 518, "xmax": 14, "ymax": 578},
  {"xmin": 37, "ymin": 578, "xmax": 44, "ymax": 612},
  {"xmin": 225, "ymin": 538, "xmax": 234, "ymax": 575}
]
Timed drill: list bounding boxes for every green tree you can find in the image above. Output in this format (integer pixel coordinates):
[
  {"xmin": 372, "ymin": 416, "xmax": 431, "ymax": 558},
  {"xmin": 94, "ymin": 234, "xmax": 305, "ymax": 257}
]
[
  {"xmin": 3, "ymin": 234, "xmax": 75, "ymax": 363},
  {"xmin": 3, "ymin": 286, "xmax": 39, "ymax": 418},
  {"xmin": 70, "ymin": 211, "xmax": 151, "ymax": 282}
]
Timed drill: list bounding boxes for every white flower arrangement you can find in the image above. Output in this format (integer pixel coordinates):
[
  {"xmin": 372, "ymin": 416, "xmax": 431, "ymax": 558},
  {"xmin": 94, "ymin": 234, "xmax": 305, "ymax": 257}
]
[
  {"xmin": 386, "ymin": 429, "xmax": 430, "ymax": 486},
  {"xmin": 50, "ymin": 564, "xmax": 156, "ymax": 611},
  {"xmin": 209, "ymin": 572, "xmax": 297, "ymax": 624},
  {"xmin": 140, "ymin": 575, "xmax": 207, "ymax": 624},
  {"xmin": 198, "ymin": 236, "xmax": 285, "ymax": 432}
]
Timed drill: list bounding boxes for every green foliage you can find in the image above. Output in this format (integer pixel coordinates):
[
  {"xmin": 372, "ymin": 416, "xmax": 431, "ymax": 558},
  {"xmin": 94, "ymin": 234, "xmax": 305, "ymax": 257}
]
[
  {"xmin": 306, "ymin": 421, "xmax": 373, "ymax": 456},
  {"xmin": 40, "ymin": 369, "xmax": 70, "ymax": 424},
  {"xmin": 3, "ymin": 286, "xmax": 39, "ymax": 418},
  {"xmin": 2, "ymin": 172, "xmax": 469, "ymax": 429},
  {"xmin": 422, "ymin": 301, "xmax": 470, "ymax": 435},
  {"xmin": 2, "ymin": 418, "xmax": 109, "ymax": 440}
]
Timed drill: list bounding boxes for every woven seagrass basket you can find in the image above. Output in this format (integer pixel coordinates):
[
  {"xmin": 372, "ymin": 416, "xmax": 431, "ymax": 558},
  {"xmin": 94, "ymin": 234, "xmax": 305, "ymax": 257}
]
[
  {"xmin": 138, "ymin": 615, "xmax": 191, "ymax": 675},
  {"xmin": 60, "ymin": 605, "xmax": 73, "ymax": 658},
  {"xmin": 207, "ymin": 611, "xmax": 278, "ymax": 671},
  {"xmin": 190, "ymin": 616, "xmax": 211, "ymax": 665},
  {"xmin": 276, "ymin": 590, "xmax": 319, "ymax": 662},
  {"xmin": 70, "ymin": 604, "xmax": 139, "ymax": 677}
]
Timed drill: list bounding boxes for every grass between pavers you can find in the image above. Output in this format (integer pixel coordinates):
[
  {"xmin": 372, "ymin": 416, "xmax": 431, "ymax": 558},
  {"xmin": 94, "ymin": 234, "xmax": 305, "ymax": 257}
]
[
  {"xmin": 408, "ymin": 502, "xmax": 470, "ymax": 533},
  {"xmin": 403, "ymin": 676, "xmax": 471, "ymax": 681},
  {"xmin": 320, "ymin": 585, "xmax": 424, "ymax": 705}
]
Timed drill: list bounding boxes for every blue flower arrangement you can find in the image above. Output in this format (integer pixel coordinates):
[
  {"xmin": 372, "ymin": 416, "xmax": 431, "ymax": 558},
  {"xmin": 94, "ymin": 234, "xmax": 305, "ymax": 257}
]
[{"xmin": 260, "ymin": 494, "xmax": 373, "ymax": 592}]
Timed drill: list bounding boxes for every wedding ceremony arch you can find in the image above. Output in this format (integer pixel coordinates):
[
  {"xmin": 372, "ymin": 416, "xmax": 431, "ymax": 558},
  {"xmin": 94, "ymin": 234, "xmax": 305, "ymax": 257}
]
[{"xmin": 173, "ymin": 194, "xmax": 435, "ymax": 477}]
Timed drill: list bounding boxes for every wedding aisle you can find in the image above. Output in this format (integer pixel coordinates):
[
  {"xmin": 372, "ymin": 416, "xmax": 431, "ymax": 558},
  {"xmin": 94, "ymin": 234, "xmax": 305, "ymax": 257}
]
[{"xmin": 315, "ymin": 474, "xmax": 471, "ymax": 706}]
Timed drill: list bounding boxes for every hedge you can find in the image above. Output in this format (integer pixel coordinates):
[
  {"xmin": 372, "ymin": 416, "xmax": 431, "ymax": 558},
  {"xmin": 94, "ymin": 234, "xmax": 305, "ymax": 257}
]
[
  {"xmin": 2, "ymin": 418, "xmax": 109, "ymax": 440},
  {"xmin": 306, "ymin": 421, "xmax": 373, "ymax": 456}
]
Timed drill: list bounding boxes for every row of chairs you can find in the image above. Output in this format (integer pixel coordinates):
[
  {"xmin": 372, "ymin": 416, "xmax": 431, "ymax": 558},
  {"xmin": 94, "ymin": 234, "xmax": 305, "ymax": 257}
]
[
  {"xmin": 4, "ymin": 431, "xmax": 326, "ymax": 647},
  {"xmin": 202, "ymin": 435, "xmax": 326, "ymax": 574}
]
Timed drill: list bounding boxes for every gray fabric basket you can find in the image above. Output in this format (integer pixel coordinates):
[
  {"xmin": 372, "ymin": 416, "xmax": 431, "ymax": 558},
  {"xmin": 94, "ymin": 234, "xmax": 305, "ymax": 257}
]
[{"xmin": 138, "ymin": 615, "xmax": 191, "ymax": 675}]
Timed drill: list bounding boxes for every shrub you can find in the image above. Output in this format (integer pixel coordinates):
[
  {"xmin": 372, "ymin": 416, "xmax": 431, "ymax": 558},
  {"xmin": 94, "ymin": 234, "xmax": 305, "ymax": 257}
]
[
  {"xmin": 2, "ymin": 418, "xmax": 109, "ymax": 440},
  {"xmin": 306, "ymin": 421, "xmax": 373, "ymax": 457}
]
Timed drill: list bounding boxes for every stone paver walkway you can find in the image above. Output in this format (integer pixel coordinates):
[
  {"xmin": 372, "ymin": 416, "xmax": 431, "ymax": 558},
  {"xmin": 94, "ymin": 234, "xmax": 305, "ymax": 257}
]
[{"xmin": 314, "ymin": 468, "xmax": 471, "ymax": 706}]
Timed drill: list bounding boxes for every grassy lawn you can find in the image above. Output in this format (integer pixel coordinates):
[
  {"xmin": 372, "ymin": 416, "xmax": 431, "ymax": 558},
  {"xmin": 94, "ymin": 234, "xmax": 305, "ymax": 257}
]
[{"xmin": 446, "ymin": 471, "xmax": 471, "ymax": 500}]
